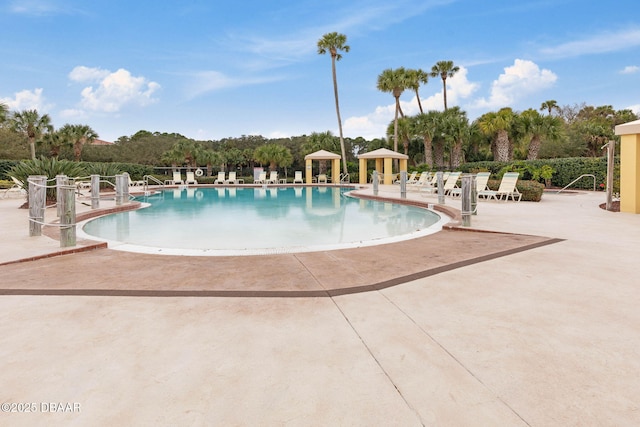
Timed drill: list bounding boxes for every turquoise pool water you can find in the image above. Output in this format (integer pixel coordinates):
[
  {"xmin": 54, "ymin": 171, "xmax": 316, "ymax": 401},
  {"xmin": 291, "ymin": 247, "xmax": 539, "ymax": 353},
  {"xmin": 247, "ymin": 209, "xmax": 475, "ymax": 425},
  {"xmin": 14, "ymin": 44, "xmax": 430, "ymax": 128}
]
[{"xmin": 80, "ymin": 187, "xmax": 445, "ymax": 255}]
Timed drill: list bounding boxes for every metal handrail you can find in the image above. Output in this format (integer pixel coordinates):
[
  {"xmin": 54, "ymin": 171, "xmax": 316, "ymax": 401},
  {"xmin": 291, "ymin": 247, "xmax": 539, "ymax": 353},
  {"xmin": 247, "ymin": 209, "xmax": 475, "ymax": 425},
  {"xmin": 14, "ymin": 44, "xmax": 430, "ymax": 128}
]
[
  {"xmin": 143, "ymin": 175, "xmax": 165, "ymax": 191},
  {"xmin": 556, "ymin": 174, "xmax": 596, "ymax": 193},
  {"xmin": 339, "ymin": 173, "xmax": 350, "ymax": 184}
]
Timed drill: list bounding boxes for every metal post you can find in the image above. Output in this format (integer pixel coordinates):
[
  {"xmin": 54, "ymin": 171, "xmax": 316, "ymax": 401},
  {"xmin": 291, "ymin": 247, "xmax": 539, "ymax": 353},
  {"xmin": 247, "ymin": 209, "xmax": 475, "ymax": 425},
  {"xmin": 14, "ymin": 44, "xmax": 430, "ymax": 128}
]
[
  {"xmin": 372, "ymin": 171, "xmax": 379, "ymax": 196},
  {"xmin": 91, "ymin": 174, "xmax": 100, "ymax": 209},
  {"xmin": 461, "ymin": 174, "xmax": 472, "ymax": 227},
  {"xmin": 436, "ymin": 171, "xmax": 445, "ymax": 204},
  {"xmin": 471, "ymin": 174, "xmax": 478, "ymax": 215},
  {"xmin": 56, "ymin": 174, "xmax": 67, "ymax": 217},
  {"xmin": 28, "ymin": 175, "xmax": 47, "ymax": 236},
  {"xmin": 59, "ymin": 183, "xmax": 76, "ymax": 247},
  {"xmin": 606, "ymin": 141, "xmax": 615, "ymax": 211},
  {"xmin": 400, "ymin": 170, "xmax": 407, "ymax": 199},
  {"xmin": 115, "ymin": 174, "xmax": 124, "ymax": 205}
]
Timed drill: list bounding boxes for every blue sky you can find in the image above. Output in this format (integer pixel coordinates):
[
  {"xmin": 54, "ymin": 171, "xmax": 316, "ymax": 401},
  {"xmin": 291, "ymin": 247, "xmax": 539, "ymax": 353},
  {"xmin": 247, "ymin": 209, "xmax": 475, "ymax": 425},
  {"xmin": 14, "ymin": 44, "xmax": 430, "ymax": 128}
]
[{"xmin": 1, "ymin": 0, "xmax": 639, "ymax": 142}]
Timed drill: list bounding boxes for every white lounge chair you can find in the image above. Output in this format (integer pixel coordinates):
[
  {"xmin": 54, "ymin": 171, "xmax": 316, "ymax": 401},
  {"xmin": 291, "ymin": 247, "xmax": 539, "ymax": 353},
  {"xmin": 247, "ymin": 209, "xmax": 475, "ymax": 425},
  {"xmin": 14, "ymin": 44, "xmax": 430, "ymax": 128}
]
[
  {"xmin": 185, "ymin": 171, "xmax": 197, "ymax": 185},
  {"xmin": 421, "ymin": 171, "xmax": 459, "ymax": 195},
  {"xmin": 395, "ymin": 171, "xmax": 417, "ymax": 184},
  {"xmin": 165, "ymin": 171, "xmax": 184, "ymax": 185},
  {"xmin": 226, "ymin": 171, "xmax": 244, "ymax": 184},
  {"xmin": 479, "ymin": 172, "xmax": 522, "ymax": 201},
  {"xmin": 214, "ymin": 171, "xmax": 226, "ymax": 184},
  {"xmin": 293, "ymin": 171, "xmax": 304, "ymax": 184},
  {"xmin": 449, "ymin": 172, "xmax": 491, "ymax": 198},
  {"xmin": 2, "ymin": 176, "xmax": 26, "ymax": 199},
  {"xmin": 267, "ymin": 171, "xmax": 278, "ymax": 184},
  {"xmin": 255, "ymin": 172, "xmax": 267, "ymax": 184},
  {"xmin": 317, "ymin": 174, "xmax": 328, "ymax": 184}
]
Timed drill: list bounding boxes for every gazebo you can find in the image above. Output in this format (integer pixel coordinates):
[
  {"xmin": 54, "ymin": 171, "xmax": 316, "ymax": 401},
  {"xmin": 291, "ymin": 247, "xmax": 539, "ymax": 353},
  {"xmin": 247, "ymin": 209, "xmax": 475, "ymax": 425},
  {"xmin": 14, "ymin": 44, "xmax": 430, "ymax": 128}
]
[
  {"xmin": 615, "ymin": 119, "xmax": 640, "ymax": 213},
  {"xmin": 304, "ymin": 150, "xmax": 341, "ymax": 184},
  {"xmin": 358, "ymin": 148, "xmax": 408, "ymax": 185}
]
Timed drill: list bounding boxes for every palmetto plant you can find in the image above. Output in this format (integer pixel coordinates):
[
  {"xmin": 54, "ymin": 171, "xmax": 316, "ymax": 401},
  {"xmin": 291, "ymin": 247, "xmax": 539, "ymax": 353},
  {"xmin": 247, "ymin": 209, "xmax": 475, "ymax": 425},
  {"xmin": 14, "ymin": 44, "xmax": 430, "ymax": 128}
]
[
  {"xmin": 9, "ymin": 157, "xmax": 88, "ymax": 201},
  {"xmin": 253, "ymin": 143, "xmax": 293, "ymax": 171}
]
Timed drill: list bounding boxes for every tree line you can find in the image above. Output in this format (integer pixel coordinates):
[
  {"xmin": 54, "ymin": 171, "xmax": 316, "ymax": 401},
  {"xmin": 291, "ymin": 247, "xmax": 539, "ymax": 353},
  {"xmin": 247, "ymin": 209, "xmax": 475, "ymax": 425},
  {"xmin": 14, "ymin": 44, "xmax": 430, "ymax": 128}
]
[{"xmin": 1, "ymin": 30, "xmax": 637, "ymax": 175}]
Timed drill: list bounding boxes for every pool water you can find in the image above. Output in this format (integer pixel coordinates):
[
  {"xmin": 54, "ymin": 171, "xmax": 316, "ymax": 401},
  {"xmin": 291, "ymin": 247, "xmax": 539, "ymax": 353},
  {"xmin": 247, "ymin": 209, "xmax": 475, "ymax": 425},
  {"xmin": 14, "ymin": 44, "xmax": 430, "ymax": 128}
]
[{"xmin": 80, "ymin": 187, "xmax": 445, "ymax": 255}]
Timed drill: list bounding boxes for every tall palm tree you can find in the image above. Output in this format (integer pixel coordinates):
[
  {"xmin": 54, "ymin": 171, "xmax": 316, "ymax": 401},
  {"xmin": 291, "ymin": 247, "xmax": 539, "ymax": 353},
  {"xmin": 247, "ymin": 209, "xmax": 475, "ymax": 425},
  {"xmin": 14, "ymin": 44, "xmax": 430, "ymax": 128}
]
[
  {"xmin": 441, "ymin": 107, "xmax": 469, "ymax": 169},
  {"xmin": 430, "ymin": 60, "xmax": 460, "ymax": 110},
  {"xmin": 406, "ymin": 69, "xmax": 429, "ymax": 114},
  {"xmin": 317, "ymin": 32, "xmax": 350, "ymax": 176},
  {"xmin": 10, "ymin": 109, "xmax": 53, "ymax": 160},
  {"xmin": 540, "ymin": 99, "xmax": 560, "ymax": 116},
  {"xmin": 477, "ymin": 108, "xmax": 515, "ymax": 162},
  {"xmin": 409, "ymin": 111, "xmax": 440, "ymax": 169},
  {"xmin": 377, "ymin": 67, "xmax": 411, "ymax": 154},
  {"xmin": 519, "ymin": 109, "xmax": 563, "ymax": 160},
  {"xmin": 59, "ymin": 124, "xmax": 98, "ymax": 161}
]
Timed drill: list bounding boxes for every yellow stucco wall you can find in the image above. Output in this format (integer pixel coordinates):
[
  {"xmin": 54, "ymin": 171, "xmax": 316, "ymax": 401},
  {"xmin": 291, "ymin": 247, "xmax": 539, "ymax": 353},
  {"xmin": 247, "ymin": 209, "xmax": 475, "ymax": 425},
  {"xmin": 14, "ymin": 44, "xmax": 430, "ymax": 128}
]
[{"xmin": 620, "ymin": 134, "xmax": 640, "ymax": 213}]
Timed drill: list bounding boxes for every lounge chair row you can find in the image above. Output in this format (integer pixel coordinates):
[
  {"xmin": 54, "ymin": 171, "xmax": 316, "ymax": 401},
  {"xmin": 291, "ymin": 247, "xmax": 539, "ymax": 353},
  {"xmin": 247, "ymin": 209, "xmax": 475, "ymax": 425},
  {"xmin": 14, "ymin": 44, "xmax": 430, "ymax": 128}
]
[{"xmin": 401, "ymin": 171, "xmax": 521, "ymax": 201}]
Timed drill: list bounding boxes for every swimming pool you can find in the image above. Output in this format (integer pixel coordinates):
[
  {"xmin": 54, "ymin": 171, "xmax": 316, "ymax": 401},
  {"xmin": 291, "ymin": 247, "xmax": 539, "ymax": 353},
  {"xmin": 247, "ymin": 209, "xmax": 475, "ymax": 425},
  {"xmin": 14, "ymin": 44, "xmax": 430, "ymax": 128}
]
[{"xmin": 79, "ymin": 187, "xmax": 447, "ymax": 256}]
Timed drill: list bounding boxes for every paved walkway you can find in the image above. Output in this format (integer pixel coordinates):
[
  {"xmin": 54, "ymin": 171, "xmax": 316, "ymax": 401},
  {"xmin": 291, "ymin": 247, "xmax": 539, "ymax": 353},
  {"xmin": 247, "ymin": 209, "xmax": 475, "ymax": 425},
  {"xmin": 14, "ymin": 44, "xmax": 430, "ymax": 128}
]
[{"xmin": 1, "ymin": 186, "xmax": 639, "ymax": 426}]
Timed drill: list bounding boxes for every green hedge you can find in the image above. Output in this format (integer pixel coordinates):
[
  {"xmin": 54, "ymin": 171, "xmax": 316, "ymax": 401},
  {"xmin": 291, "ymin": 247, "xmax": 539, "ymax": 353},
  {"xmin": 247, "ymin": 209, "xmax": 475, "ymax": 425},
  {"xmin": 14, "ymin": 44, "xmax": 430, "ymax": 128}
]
[
  {"xmin": 461, "ymin": 157, "xmax": 615, "ymax": 191},
  {"xmin": 0, "ymin": 160, "xmax": 20, "ymax": 180}
]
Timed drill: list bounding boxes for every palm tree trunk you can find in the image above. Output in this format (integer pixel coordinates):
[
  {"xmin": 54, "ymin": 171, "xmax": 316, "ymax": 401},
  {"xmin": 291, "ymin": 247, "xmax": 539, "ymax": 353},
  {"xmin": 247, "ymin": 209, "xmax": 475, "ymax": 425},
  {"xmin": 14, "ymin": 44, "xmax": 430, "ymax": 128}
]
[
  {"xmin": 415, "ymin": 89, "xmax": 423, "ymax": 114},
  {"xmin": 442, "ymin": 78, "xmax": 448, "ymax": 110},
  {"xmin": 331, "ymin": 55, "xmax": 348, "ymax": 175},
  {"xmin": 423, "ymin": 137, "xmax": 433, "ymax": 168},
  {"xmin": 495, "ymin": 130, "xmax": 510, "ymax": 162},
  {"xmin": 527, "ymin": 135, "xmax": 541, "ymax": 160},
  {"xmin": 451, "ymin": 139, "xmax": 463, "ymax": 169},
  {"xmin": 29, "ymin": 138, "xmax": 36, "ymax": 160},
  {"xmin": 433, "ymin": 140, "xmax": 445, "ymax": 169}
]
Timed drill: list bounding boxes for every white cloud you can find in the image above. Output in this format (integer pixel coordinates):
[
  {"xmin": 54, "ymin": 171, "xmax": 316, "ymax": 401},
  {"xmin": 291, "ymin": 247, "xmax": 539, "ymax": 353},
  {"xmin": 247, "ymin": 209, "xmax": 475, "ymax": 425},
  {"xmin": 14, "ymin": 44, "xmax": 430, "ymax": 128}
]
[
  {"xmin": 69, "ymin": 66, "xmax": 160, "ymax": 113},
  {"xmin": 472, "ymin": 59, "xmax": 557, "ymax": 109},
  {"xmin": 59, "ymin": 108, "xmax": 87, "ymax": 119},
  {"xmin": 628, "ymin": 104, "xmax": 640, "ymax": 115},
  {"xmin": 0, "ymin": 87, "xmax": 52, "ymax": 111},
  {"xmin": 186, "ymin": 70, "xmax": 285, "ymax": 99},
  {"xmin": 540, "ymin": 28, "xmax": 640, "ymax": 58},
  {"xmin": 620, "ymin": 65, "xmax": 639, "ymax": 74},
  {"xmin": 343, "ymin": 66, "xmax": 479, "ymax": 140},
  {"xmin": 68, "ymin": 65, "xmax": 111, "ymax": 82}
]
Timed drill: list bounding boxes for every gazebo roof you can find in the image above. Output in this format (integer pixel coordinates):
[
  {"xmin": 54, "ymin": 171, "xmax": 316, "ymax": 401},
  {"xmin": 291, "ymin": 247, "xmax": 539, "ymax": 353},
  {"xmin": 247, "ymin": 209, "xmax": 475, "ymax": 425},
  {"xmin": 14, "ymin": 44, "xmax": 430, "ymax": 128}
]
[
  {"xmin": 357, "ymin": 148, "xmax": 408, "ymax": 160},
  {"xmin": 304, "ymin": 149, "xmax": 341, "ymax": 160},
  {"xmin": 615, "ymin": 119, "xmax": 640, "ymax": 135}
]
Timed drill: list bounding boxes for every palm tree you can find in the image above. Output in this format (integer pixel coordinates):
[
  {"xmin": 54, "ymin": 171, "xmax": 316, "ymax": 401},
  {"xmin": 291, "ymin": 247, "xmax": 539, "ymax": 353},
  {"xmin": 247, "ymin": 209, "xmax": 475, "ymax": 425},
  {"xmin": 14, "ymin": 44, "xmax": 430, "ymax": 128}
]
[
  {"xmin": 317, "ymin": 32, "xmax": 350, "ymax": 176},
  {"xmin": 430, "ymin": 60, "xmax": 460, "ymax": 110},
  {"xmin": 477, "ymin": 108, "xmax": 516, "ymax": 162},
  {"xmin": 386, "ymin": 117, "xmax": 412, "ymax": 156},
  {"xmin": 41, "ymin": 130, "xmax": 72, "ymax": 158},
  {"xmin": 519, "ymin": 109, "xmax": 563, "ymax": 160},
  {"xmin": 377, "ymin": 67, "xmax": 411, "ymax": 154},
  {"xmin": 441, "ymin": 107, "xmax": 469, "ymax": 169},
  {"xmin": 409, "ymin": 111, "xmax": 440, "ymax": 169},
  {"xmin": 540, "ymin": 99, "xmax": 560, "ymax": 116},
  {"xmin": 10, "ymin": 109, "xmax": 53, "ymax": 160},
  {"xmin": 59, "ymin": 124, "xmax": 98, "ymax": 161},
  {"xmin": 195, "ymin": 148, "xmax": 223, "ymax": 177},
  {"xmin": 406, "ymin": 68, "xmax": 429, "ymax": 114},
  {"xmin": 303, "ymin": 131, "xmax": 340, "ymax": 174},
  {"xmin": 253, "ymin": 143, "xmax": 293, "ymax": 171}
]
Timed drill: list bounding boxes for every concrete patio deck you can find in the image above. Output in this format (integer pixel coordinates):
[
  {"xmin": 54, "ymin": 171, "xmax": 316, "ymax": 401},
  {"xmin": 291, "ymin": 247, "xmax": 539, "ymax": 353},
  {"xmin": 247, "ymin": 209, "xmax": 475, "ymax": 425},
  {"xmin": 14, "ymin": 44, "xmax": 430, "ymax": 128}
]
[{"xmin": 1, "ymin": 186, "xmax": 639, "ymax": 426}]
